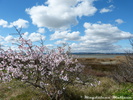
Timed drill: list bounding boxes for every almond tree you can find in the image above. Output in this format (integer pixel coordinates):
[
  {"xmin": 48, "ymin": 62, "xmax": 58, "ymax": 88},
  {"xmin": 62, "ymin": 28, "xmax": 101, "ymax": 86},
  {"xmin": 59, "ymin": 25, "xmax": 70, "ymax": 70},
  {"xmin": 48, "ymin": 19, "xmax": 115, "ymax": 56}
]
[{"xmin": 0, "ymin": 29, "xmax": 84, "ymax": 100}]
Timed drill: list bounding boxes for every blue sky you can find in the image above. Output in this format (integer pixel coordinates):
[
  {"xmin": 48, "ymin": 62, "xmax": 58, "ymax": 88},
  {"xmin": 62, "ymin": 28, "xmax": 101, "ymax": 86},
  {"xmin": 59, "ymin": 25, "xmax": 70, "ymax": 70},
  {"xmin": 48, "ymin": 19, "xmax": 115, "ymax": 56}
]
[{"xmin": 0, "ymin": 0, "xmax": 133, "ymax": 53}]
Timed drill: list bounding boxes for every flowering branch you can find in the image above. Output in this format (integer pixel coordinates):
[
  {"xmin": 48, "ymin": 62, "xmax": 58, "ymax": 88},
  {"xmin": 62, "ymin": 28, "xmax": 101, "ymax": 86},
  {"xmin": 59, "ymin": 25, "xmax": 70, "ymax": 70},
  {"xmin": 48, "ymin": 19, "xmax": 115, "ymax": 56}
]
[{"xmin": 0, "ymin": 27, "xmax": 85, "ymax": 100}]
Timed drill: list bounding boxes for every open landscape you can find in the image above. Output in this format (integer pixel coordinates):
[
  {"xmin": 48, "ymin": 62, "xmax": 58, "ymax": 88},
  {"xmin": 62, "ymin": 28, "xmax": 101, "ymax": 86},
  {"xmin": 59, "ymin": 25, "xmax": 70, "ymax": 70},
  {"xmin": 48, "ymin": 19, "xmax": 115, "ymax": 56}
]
[
  {"xmin": 0, "ymin": 54, "xmax": 133, "ymax": 100},
  {"xmin": 0, "ymin": 0, "xmax": 133, "ymax": 100}
]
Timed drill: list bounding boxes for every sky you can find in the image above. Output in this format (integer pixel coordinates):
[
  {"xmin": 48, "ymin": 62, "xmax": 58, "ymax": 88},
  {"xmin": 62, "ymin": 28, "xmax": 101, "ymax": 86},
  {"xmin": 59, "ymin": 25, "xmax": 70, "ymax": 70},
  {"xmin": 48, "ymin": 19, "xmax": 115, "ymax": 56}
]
[{"xmin": 0, "ymin": 0, "xmax": 133, "ymax": 53}]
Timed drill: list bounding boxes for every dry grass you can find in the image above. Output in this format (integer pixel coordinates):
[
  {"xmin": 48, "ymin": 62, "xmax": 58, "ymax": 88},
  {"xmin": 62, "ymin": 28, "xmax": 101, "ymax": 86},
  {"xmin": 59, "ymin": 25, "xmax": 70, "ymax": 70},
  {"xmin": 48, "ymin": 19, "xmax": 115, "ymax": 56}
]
[
  {"xmin": 0, "ymin": 76, "xmax": 132, "ymax": 100},
  {"xmin": 0, "ymin": 56, "xmax": 132, "ymax": 100},
  {"xmin": 77, "ymin": 56, "xmax": 126, "ymax": 77},
  {"xmin": 69, "ymin": 77, "xmax": 119, "ymax": 97},
  {"xmin": 0, "ymin": 80, "xmax": 48, "ymax": 100}
]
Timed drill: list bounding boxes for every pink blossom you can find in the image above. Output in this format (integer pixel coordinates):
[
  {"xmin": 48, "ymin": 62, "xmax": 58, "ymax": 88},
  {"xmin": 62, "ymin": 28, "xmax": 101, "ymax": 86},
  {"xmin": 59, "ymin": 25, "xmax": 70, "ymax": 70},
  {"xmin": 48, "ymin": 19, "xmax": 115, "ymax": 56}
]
[{"xmin": 0, "ymin": 35, "xmax": 85, "ymax": 99}]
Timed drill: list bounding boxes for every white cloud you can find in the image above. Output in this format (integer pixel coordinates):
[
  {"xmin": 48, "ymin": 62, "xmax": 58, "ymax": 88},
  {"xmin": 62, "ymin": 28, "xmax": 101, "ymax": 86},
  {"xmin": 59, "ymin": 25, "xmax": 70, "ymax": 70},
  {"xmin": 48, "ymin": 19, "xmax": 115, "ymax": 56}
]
[
  {"xmin": 50, "ymin": 31, "xmax": 80, "ymax": 41},
  {"xmin": 1, "ymin": 45, "xmax": 20, "ymax": 51},
  {"xmin": 49, "ymin": 22, "xmax": 133, "ymax": 53},
  {"xmin": 22, "ymin": 32, "xmax": 29, "ymax": 39},
  {"xmin": 23, "ymin": 32, "xmax": 29, "ymax": 36},
  {"xmin": 0, "ymin": 35, "xmax": 4, "ymax": 41},
  {"xmin": 0, "ymin": 19, "xmax": 29, "ymax": 28},
  {"xmin": 82, "ymin": 22, "xmax": 132, "ymax": 42},
  {"xmin": 70, "ymin": 22, "xmax": 133, "ymax": 53},
  {"xmin": 97, "ymin": 21, "xmax": 102, "ymax": 24},
  {"xmin": 45, "ymin": 44, "xmax": 53, "ymax": 48},
  {"xmin": 70, "ymin": 43, "xmax": 122, "ymax": 53},
  {"xmin": 37, "ymin": 28, "xmax": 45, "ymax": 33},
  {"xmin": 4, "ymin": 35, "xmax": 14, "ymax": 42},
  {"xmin": 115, "ymin": 19, "xmax": 124, "ymax": 24},
  {"xmin": 55, "ymin": 40, "xmax": 66, "ymax": 45},
  {"xmin": 28, "ymin": 32, "xmax": 46, "ymax": 42},
  {"xmin": 100, "ymin": 5, "xmax": 114, "ymax": 13},
  {"xmin": 26, "ymin": 0, "xmax": 97, "ymax": 30},
  {"xmin": 107, "ymin": 0, "xmax": 113, "ymax": 3},
  {"xmin": 10, "ymin": 19, "xmax": 29, "ymax": 28},
  {"xmin": 74, "ymin": 0, "xmax": 97, "ymax": 17},
  {"xmin": 0, "ymin": 19, "xmax": 8, "ymax": 27},
  {"xmin": 100, "ymin": 8, "xmax": 111, "ymax": 13}
]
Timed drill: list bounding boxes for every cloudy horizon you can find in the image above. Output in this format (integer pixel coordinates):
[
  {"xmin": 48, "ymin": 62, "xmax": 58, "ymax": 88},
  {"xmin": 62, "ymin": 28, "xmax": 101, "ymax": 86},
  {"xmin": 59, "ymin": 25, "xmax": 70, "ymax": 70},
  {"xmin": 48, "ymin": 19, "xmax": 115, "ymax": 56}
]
[{"xmin": 0, "ymin": 0, "xmax": 133, "ymax": 53}]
